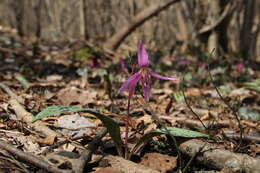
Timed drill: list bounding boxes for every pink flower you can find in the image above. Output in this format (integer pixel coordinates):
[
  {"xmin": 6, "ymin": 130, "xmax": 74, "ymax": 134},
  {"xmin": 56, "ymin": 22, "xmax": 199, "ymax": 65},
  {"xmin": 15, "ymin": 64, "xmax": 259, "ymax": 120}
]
[
  {"xmin": 119, "ymin": 41, "xmax": 178, "ymax": 101},
  {"xmin": 235, "ymin": 63, "xmax": 244, "ymax": 73}
]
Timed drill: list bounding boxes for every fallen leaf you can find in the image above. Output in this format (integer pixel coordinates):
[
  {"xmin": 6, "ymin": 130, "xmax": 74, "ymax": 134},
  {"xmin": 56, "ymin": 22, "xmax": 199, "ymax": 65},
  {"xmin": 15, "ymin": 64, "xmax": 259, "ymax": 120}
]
[
  {"xmin": 140, "ymin": 153, "xmax": 177, "ymax": 173},
  {"xmin": 37, "ymin": 134, "xmax": 57, "ymax": 145},
  {"xmin": 57, "ymin": 86, "xmax": 97, "ymax": 105},
  {"xmin": 250, "ymin": 144, "xmax": 260, "ymax": 157},
  {"xmin": 92, "ymin": 167, "xmax": 123, "ymax": 173},
  {"xmin": 56, "ymin": 114, "xmax": 96, "ymax": 137},
  {"xmin": 185, "ymin": 88, "xmax": 201, "ymax": 97}
]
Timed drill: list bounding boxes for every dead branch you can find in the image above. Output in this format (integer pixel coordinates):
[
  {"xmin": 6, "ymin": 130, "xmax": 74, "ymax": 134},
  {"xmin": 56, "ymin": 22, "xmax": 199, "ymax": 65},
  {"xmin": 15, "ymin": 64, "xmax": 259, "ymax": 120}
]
[
  {"xmin": 162, "ymin": 116, "xmax": 260, "ymax": 132},
  {"xmin": 9, "ymin": 99, "xmax": 60, "ymax": 137},
  {"xmin": 197, "ymin": 2, "xmax": 235, "ymax": 34},
  {"xmin": 0, "ymin": 155, "xmax": 30, "ymax": 173},
  {"xmin": 1, "ymin": 82, "xmax": 59, "ymax": 137},
  {"xmin": 223, "ymin": 131, "xmax": 260, "ymax": 143},
  {"xmin": 42, "ymin": 133, "xmax": 89, "ymax": 155},
  {"xmin": 73, "ymin": 128, "xmax": 108, "ymax": 173},
  {"xmin": 180, "ymin": 139, "xmax": 260, "ymax": 173},
  {"xmin": 104, "ymin": 0, "xmax": 181, "ymax": 50},
  {"xmin": 0, "ymin": 83, "xmax": 25, "ymax": 104},
  {"xmin": 0, "ymin": 140, "xmax": 68, "ymax": 173},
  {"xmin": 160, "ymin": 116, "xmax": 233, "ymax": 129},
  {"xmin": 97, "ymin": 155, "xmax": 160, "ymax": 173}
]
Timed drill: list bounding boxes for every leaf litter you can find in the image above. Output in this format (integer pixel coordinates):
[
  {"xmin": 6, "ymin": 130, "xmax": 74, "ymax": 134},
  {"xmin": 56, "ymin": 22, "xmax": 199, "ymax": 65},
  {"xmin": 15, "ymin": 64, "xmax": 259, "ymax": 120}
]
[{"xmin": 0, "ymin": 33, "xmax": 259, "ymax": 173}]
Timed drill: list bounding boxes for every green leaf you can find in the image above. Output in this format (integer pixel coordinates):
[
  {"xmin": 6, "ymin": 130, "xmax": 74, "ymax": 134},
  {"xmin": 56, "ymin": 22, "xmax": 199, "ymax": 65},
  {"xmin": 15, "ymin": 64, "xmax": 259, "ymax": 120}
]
[
  {"xmin": 172, "ymin": 91, "xmax": 184, "ymax": 103},
  {"xmin": 32, "ymin": 106, "xmax": 124, "ymax": 156},
  {"xmin": 131, "ymin": 127, "xmax": 209, "ymax": 156},
  {"xmin": 184, "ymin": 73, "xmax": 192, "ymax": 81},
  {"xmin": 15, "ymin": 75, "xmax": 31, "ymax": 89},
  {"xmin": 238, "ymin": 106, "xmax": 260, "ymax": 121},
  {"xmin": 245, "ymin": 80, "xmax": 260, "ymax": 92},
  {"xmin": 157, "ymin": 127, "xmax": 209, "ymax": 138},
  {"xmin": 32, "ymin": 106, "xmax": 86, "ymax": 123}
]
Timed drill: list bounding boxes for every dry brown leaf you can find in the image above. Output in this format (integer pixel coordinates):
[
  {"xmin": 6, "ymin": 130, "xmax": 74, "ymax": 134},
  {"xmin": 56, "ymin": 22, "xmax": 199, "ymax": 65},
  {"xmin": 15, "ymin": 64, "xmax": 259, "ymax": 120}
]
[
  {"xmin": 185, "ymin": 88, "xmax": 201, "ymax": 97},
  {"xmin": 92, "ymin": 167, "xmax": 123, "ymax": 173},
  {"xmin": 250, "ymin": 144, "xmax": 260, "ymax": 157},
  {"xmin": 140, "ymin": 153, "xmax": 177, "ymax": 173},
  {"xmin": 201, "ymin": 112, "xmax": 210, "ymax": 121},
  {"xmin": 16, "ymin": 135, "xmax": 42, "ymax": 154},
  {"xmin": 98, "ymin": 155, "xmax": 160, "ymax": 173},
  {"xmin": 57, "ymin": 86, "xmax": 97, "ymax": 105},
  {"xmin": 0, "ymin": 122, "xmax": 6, "ymax": 128},
  {"xmin": 37, "ymin": 134, "xmax": 57, "ymax": 145}
]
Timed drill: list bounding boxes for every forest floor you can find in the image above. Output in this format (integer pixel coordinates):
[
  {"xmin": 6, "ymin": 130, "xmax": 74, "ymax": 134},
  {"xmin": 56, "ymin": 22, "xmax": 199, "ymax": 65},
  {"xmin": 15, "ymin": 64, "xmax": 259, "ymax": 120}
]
[{"xmin": 0, "ymin": 30, "xmax": 260, "ymax": 173}]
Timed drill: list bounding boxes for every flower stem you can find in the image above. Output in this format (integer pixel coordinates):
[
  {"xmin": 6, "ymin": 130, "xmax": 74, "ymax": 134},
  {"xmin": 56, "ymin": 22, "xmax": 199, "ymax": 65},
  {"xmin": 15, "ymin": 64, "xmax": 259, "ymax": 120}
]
[{"xmin": 124, "ymin": 95, "xmax": 131, "ymax": 159}]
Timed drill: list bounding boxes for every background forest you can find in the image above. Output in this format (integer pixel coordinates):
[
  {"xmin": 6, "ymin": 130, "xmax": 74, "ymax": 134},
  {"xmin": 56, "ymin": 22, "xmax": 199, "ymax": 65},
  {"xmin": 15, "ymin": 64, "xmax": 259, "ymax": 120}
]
[{"xmin": 0, "ymin": 0, "xmax": 259, "ymax": 59}]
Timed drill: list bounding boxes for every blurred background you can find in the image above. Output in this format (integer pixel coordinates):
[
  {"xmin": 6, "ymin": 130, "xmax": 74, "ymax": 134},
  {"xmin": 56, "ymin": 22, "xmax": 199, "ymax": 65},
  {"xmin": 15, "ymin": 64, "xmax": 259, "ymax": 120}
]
[{"xmin": 0, "ymin": 0, "xmax": 259, "ymax": 60}]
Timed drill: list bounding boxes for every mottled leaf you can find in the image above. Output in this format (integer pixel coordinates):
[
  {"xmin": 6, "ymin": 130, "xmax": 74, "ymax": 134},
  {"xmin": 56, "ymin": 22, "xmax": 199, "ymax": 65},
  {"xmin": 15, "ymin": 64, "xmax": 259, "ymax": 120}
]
[{"xmin": 32, "ymin": 106, "xmax": 124, "ymax": 156}]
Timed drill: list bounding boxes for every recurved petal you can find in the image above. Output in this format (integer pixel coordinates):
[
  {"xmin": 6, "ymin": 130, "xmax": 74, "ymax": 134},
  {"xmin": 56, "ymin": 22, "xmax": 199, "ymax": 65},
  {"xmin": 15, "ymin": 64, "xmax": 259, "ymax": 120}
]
[
  {"xmin": 149, "ymin": 72, "xmax": 178, "ymax": 81},
  {"xmin": 141, "ymin": 74, "xmax": 151, "ymax": 101},
  {"xmin": 138, "ymin": 41, "xmax": 149, "ymax": 68},
  {"xmin": 119, "ymin": 72, "xmax": 142, "ymax": 93}
]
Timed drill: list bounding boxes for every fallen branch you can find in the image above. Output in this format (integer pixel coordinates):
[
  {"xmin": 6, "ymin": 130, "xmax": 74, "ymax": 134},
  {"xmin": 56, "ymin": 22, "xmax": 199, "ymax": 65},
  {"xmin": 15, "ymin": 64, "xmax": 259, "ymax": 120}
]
[
  {"xmin": 180, "ymin": 139, "xmax": 260, "ymax": 173},
  {"xmin": 42, "ymin": 134, "xmax": 89, "ymax": 155},
  {"xmin": 0, "ymin": 83, "xmax": 24, "ymax": 104},
  {"xmin": 0, "ymin": 82, "xmax": 59, "ymax": 137},
  {"xmin": 223, "ymin": 131, "xmax": 260, "ymax": 143},
  {"xmin": 160, "ymin": 116, "xmax": 233, "ymax": 129},
  {"xmin": 9, "ymin": 99, "xmax": 60, "ymax": 137},
  {"xmin": 73, "ymin": 128, "xmax": 108, "ymax": 173},
  {"xmin": 0, "ymin": 155, "xmax": 30, "ymax": 173},
  {"xmin": 197, "ymin": 2, "xmax": 235, "ymax": 34},
  {"xmin": 104, "ymin": 0, "xmax": 181, "ymax": 50},
  {"xmin": 0, "ymin": 140, "xmax": 68, "ymax": 173}
]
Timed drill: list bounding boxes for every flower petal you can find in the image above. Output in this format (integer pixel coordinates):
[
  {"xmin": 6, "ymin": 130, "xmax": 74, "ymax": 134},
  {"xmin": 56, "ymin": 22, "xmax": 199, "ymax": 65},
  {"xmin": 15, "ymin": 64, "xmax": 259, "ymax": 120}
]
[
  {"xmin": 138, "ymin": 41, "xmax": 149, "ymax": 68},
  {"xmin": 149, "ymin": 72, "xmax": 178, "ymax": 81},
  {"xmin": 141, "ymin": 74, "xmax": 151, "ymax": 101},
  {"xmin": 119, "ymin": 72, "xmax": 141, "ymax": 92}
]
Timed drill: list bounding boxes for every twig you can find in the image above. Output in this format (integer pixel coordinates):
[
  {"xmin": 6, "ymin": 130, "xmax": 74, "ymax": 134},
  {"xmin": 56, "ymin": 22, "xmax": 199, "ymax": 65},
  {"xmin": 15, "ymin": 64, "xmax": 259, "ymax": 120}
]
[
  {"xmin": 9, "ymin": 99, "xmax": 60, "ymax": 137},
  {"xmin": 1, "ymin": 83, "xmax": 59, "ymax": 137},
  {"xmin": 104, "ymin": 0, "xmax": 181, "ymax": 50},
  {"xmin": 161, "ymin": 116, "xmax": 233, "ymax": 129},
  {"xmin": 197, "ymin": 2, "xmax": 235, "ymax": 34},
  {"xmin": 223, "ymin": 131, "xmax": 260, "ymax": 143},
  {"xmin": 207, "ymin": 65, "xmax": 244, "ymax": 147},
  {"xmin": 0, "ymin": 140, "xmax": 68, "ymax": 173},
  {"xmin": 0, "ymin": 83, "xmax": 24, "ymax": 104},
  {"xmin": 42, "ymin": 134, "xmax": 90, "ymax": 155},
  {"xmin": 73, "ymin": 128, "xmax": 108, "ymax": 173},
  {"xmin": 182, "ymin": 90, "xmax": 207, "ymax": 129},
  {"xmin": 0, "ymin": 155, "xmax": 30, "ymax": 173}
]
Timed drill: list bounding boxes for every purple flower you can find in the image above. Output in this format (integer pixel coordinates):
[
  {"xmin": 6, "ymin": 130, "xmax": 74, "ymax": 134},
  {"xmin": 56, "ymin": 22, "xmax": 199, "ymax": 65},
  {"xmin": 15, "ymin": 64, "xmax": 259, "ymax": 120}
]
[{"xmin": 119, "ymin": 41, "xmax": 178, "ymax": 101}]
